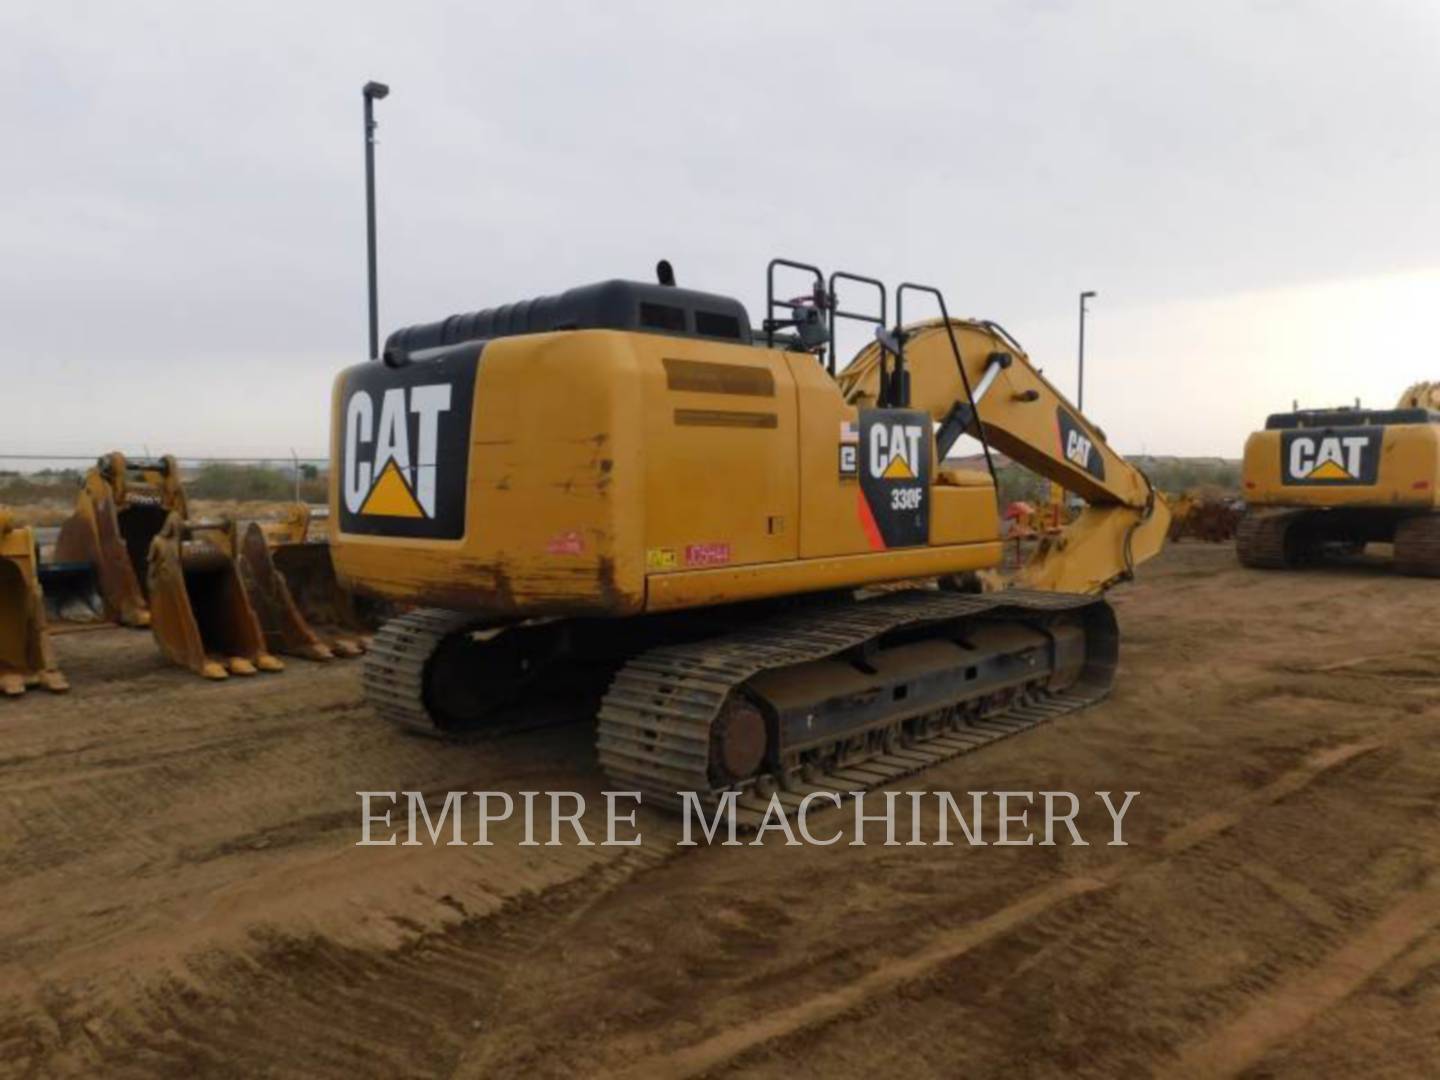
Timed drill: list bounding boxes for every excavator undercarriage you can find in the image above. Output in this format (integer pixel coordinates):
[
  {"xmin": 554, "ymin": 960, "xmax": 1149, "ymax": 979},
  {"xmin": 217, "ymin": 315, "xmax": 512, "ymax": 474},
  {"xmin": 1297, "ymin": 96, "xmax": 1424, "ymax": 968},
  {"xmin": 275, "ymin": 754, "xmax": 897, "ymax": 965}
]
[
  {"xmin": 1236, "ymin": 507, "xmax": 1440, "ymax": 575},
  {"xmin": 594, "ymin": 589, "xmax": 1114, "ymax": 818}
]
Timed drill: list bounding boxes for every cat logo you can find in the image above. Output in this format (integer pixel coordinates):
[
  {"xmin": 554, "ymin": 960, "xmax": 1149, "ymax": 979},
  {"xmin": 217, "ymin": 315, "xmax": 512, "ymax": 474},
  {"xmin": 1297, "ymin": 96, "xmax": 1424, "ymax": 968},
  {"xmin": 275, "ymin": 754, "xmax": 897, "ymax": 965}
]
[
  {"xmin": 344, "ymin": 384, "xmax": 452, "ymax": 518},
  {"xmin": 1056, "ymin": 407, "xmax": 1106, "ymax": 481},
  {"xmin": 868, "ymin": 421, "xmax": 924, "ymax": 480},
  {"xmin": 1065, "ymin": 430, "xmax": 1093, "ymax": 470},
  {"xmin": 336, "ymin": 349, "xmax": 477, "ymax": 539},
  {"xmin": 1282, "ymin": 429, "xmax": 1379, "ymax": 485}
]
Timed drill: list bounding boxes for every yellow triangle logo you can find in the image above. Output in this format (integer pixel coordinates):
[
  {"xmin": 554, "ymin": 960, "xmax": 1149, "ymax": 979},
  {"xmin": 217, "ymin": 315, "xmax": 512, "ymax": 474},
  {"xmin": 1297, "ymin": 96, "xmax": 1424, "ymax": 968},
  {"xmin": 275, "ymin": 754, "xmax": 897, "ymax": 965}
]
[
  {"xmin": 1307, "ymin": 459, "xmax": 1352, "ymax": 481},
  {"xmin": 361, "ymin": 460, "xmax": 425, "ymax": 517},
  {"xmin": 882, "ymin": 452, "xmax": 916, "ymax": 480}
]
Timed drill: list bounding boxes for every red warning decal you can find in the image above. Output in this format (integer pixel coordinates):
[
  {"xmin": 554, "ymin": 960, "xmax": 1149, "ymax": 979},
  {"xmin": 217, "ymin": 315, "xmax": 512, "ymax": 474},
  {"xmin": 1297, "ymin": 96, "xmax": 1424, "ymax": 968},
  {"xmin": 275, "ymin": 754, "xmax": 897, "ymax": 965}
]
[
  {"xmin": 545, "ymin": 529, "xmax": 585, "ymax": 556},
  {"xmin": 684, "ymin": 542, "xmax": 732, "ymax": 567}
]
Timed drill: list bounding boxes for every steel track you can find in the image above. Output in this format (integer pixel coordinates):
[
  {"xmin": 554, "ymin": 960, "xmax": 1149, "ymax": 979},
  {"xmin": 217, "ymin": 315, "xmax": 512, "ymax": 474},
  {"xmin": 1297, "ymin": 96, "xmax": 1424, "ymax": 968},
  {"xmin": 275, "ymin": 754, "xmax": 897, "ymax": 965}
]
[
  {"xmin": 362, "ymin": 608, "xmax": 480, "ymax": 735},
  {"xmin": 596, "ymin": 589, "xmax": 1112, "ymax": 824}
]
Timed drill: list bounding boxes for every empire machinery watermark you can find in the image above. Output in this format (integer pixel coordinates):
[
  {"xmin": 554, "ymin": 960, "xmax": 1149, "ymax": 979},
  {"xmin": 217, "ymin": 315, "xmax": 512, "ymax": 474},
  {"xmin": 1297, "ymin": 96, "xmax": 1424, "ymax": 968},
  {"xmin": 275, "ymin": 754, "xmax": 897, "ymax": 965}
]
[{"xmin": 356, "ymin": 789, "xmax": 1140, "ymax": 848}]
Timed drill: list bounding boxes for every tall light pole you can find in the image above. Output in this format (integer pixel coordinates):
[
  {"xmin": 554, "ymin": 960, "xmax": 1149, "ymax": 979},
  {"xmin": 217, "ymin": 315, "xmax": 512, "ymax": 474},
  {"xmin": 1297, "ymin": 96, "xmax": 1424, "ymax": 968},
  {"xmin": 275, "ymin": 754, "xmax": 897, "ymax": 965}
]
[
  {"xmin": 1077, "ymin": 290, "xmax": 1096, "ymax": 412},
  {"xmin": 363, "ymin": 80, "xmax": 390, "ymax": 360}
]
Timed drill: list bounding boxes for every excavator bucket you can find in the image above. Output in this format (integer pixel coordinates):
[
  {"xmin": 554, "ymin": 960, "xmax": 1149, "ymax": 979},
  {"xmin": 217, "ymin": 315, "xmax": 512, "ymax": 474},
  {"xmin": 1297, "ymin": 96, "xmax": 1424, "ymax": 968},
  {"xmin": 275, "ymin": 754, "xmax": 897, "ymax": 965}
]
[
  {"xmin": 1019, "ymin": 494, "xmax": 1173, "ymax": 594},
  {"xmin": 239, "ymin": 521, "xmax": 339, "ymax": 661},
  {"xmin": 237, "ymin": 505, "xmax": 368, "ymax": 660},
  {"xmin": 0, "ymin": 511, "xmax": 69, "ymax": 696},
  {"xmin": 147, "ymin": 514, "xmax": 283, "ymax": 680},
  {"xmin": 52, "ymin": 452, "xmax": 188, "ymax": 628}
]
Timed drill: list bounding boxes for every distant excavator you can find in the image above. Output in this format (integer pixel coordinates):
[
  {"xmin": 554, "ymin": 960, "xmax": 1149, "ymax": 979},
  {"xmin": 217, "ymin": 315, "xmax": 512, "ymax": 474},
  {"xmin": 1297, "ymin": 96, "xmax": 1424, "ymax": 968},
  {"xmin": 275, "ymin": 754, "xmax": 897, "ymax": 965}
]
[
  {"xmin": 328, "ymin": 259, "xmax": 1168, "ymax": 817},
  {"xmin": 1238, "ymin": 382, "xmax": 1440, "ymax": 574}
]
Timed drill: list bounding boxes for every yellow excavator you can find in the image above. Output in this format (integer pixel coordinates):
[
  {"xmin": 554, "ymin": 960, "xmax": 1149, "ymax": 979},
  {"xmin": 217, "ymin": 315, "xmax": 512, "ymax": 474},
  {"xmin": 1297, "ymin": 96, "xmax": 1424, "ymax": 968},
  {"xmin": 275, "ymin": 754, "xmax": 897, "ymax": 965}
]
[
  {"xmin": 1238, "ymin": 383, "xmax": 1440, "ymax": 574},
  {"xmin": 330, "ymin": 260, "xmax": 1168, "ymax": 813}
]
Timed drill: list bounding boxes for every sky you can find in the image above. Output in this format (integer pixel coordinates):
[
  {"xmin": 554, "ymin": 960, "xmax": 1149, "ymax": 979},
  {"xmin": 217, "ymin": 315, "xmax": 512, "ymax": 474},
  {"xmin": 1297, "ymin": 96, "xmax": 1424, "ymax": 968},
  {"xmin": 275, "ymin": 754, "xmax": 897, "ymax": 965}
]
[{"xmin": 3, "ymin": 0, "xmax": 1439, "ymax": 463}]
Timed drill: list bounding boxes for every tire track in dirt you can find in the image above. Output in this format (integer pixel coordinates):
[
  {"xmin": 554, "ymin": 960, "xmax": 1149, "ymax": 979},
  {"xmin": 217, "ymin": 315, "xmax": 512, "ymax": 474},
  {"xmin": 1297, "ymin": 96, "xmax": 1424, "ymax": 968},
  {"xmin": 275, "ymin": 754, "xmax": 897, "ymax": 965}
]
[
  {"xmin": 596, "ymin": 738, "xmax": 1383, "ymax": 1080},
  {"xmin": 8, "ymin": 544, "xmax": 1437, "ymax": 1076},
  {"xmin": 1167, "ymin": 870, "xmax": 1440, "ymax": 1078},
  {"xmin": 0, "ymin": 628, "xmax": 668, "ymax": 1076},
  {"xmin": 17, "ymin": 840, "xmax": 687, "ymax": 1077}
]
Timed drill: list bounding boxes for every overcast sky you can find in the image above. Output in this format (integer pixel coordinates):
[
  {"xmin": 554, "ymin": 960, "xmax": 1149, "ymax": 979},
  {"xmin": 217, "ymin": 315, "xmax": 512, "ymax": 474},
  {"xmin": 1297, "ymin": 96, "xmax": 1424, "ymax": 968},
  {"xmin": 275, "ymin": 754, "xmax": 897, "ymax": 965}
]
[{"xmin": 3, "ymin": 0, "xmax": 1438, "ymax": 462}]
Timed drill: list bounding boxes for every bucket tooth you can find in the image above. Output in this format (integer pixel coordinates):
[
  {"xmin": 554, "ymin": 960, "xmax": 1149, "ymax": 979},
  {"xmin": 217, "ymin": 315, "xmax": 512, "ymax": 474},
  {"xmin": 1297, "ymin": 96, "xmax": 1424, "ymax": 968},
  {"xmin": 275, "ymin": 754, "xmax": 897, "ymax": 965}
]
[
  {"xmin": 38, "ymin": 670, "xmax": 71, "ymax": 692},
  {"xmin": 147, "ymin": 514, "xmax": 280, "ymax": 682}
]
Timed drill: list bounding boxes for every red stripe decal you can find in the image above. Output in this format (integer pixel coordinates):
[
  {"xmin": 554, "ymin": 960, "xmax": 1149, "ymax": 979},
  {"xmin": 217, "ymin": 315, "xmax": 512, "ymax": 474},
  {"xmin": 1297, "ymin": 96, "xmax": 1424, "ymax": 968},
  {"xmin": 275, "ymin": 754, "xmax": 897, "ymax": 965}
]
[{"xmin": 856, "ymin": 488, "xmax": 887, "ymax": 551}]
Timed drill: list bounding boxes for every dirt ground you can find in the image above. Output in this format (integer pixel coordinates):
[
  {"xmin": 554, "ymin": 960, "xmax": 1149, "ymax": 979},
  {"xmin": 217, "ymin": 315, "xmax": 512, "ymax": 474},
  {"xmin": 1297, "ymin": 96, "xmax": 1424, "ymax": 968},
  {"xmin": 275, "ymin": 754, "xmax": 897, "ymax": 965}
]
[{"xmin": 2, "ymin": 541, "xmax": 1438, "ymax": 1078}]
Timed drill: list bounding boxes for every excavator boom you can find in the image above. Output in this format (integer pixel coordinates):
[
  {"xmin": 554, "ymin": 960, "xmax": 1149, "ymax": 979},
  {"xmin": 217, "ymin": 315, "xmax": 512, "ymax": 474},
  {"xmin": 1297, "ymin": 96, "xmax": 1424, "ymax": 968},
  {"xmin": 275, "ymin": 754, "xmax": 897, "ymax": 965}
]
[{"xmin": 838, "ymin": 317, "xmax": 1169, "ymax": 592}]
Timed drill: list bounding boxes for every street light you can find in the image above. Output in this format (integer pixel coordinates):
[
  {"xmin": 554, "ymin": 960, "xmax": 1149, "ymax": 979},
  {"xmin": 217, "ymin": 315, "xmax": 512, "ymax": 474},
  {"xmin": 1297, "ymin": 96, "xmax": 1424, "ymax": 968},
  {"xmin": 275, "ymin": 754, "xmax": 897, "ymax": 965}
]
[
  {"xmin": 1077, "ymin": 290, "xmax": 1097, "ymax": 412},
  {"xmin": 363, "ymin": 80, "xmax": 390, "ymax": 360}
]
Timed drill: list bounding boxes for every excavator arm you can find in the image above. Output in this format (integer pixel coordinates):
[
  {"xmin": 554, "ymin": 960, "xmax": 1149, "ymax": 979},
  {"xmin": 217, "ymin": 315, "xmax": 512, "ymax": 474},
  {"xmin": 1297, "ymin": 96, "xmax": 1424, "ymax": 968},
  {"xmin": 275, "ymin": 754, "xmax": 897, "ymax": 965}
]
[{"xmin": 837, "ymin": 318, "xmax": 1170, "ymax": 593}]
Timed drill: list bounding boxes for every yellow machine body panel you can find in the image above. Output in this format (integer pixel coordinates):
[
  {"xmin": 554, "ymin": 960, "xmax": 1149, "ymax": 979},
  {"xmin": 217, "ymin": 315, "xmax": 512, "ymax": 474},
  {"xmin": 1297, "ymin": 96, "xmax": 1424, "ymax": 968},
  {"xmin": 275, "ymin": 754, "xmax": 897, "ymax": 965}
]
[
  {"xmin": 329, "ymin": 329, "xmax": 1003, "ymax": 619},
  {"xmin": 1242, "ymin": 419, "xmax": 1440, "ymax": 510}
]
